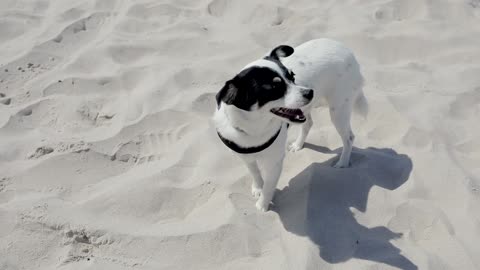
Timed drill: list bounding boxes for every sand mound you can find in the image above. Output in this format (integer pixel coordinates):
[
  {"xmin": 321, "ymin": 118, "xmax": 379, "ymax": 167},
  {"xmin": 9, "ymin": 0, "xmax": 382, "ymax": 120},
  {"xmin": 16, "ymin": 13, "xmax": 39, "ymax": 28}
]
[{"xmin": 1, "ymin": 0, "xmax": 480, "ymax": 269}]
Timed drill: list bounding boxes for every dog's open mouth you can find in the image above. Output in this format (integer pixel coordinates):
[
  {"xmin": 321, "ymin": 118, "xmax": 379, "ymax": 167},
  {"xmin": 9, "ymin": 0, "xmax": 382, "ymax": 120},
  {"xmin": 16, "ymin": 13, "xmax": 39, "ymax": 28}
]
[{"xmin": 270, "ymin": 107, "xmax": 306, "ymax": 123}]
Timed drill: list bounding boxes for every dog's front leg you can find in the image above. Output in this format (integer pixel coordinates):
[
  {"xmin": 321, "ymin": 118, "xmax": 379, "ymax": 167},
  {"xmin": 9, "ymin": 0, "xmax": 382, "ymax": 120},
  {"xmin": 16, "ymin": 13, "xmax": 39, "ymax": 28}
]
[
  {"xmin": 245, "ymin": 161, "xmax": 263, "ymax": 198},
  {"xmin": 255, "ymin": 159, "xmax": 283, "ymax": 211},
  {"xmin": 288, "ymin": 112, "xmax": 313, "ymax": 152}
]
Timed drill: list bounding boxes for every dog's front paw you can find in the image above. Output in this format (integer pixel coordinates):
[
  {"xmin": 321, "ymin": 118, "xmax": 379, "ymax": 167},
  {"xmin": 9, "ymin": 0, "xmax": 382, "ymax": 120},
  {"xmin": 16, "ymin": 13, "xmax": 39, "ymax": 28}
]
[
  {"xmin": 251, "ymin": 185, "xmax": 262, "ymax": 198},
  {"xmin": 255, "ymin": 197, "xmax": 269, "ymax": 212},
  {"xmin": 333, "ymin": 160, "xmax": 349, "ymax": 168},
  {"xmin": 288, "ymin": 142, "xmax": 304, "ymax": 152}
]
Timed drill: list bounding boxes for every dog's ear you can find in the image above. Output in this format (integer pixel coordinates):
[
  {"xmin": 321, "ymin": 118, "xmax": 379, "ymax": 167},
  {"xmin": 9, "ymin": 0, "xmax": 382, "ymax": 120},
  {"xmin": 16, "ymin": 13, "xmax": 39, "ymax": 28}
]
[
  {"xmin": 216, "ymin": 80, "xmax": 238, "ymax": 108},
  {"xmin": 268, "ymin": 45, "xmax": 294, "ymax": 60},
  {"xmin": 216, "ymin": 79, "xmax": 255, "ymax": 111}
]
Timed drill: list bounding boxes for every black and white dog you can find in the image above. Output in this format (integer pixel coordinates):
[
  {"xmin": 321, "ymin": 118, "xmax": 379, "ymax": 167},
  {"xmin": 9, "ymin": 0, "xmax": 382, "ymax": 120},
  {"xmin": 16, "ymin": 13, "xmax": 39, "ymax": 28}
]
[{"xmin": 214, "ymin": 39, "xmax": 368, "ymax": 211}]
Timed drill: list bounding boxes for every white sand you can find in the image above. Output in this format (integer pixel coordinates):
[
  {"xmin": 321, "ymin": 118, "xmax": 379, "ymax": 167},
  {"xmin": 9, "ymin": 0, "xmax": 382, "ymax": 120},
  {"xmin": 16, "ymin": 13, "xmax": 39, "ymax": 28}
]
[{"xmin": 1, "ymin": 0, "xmax": 480, "ymax": 269}]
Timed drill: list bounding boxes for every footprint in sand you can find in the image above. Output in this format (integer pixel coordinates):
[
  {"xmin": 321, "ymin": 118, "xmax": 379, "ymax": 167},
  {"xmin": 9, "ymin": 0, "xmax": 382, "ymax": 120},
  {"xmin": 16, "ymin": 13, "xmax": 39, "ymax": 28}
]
[
  {"xmin": 469, "ymin": 0, "xmax": 480, "ymax": 8},
  {"xmin": 207, "ymin": 0, "xmax": 229, "ymax": 17},
  {"xmin": 0, "ymin": 177, "xmax": 10, "ymax": 192},
  {"xmin": 0, "ymin": 92, "xmax": 11, "ymax": 105},
  {"xmin": 28, "ymin": 146, "xmax": 54, "ymax": 159},
  {"xmin": 271, "ymin": 7, "xmax": 291, "ymax": 26},
  {"xmin": 94, "ymin": 110, "xmax": 199, "ymax": 166},
  {"xmin": 40, "ymin": 12, "xmax": 109, "ymax": 49},
  {"xmin": 191, "ymin": 92, "xmax": 216, "ymax": 115},
  {"xmin": 60, "ymin": 229, "xmax": 99, "ymax": 266},
  {"xmin": 111, "ymin": 124, "xmax": 189, "ymax": 164},
  {"xmin": 0, "ymin": 12, "xmax": 111, "ymax": 97},
  {"xmin": 0, "ymin": 177, "xmax": 14, "ymax": 204},
  {"xmin": 373, "ymin": 0, "xmax": 427, "ymax": 22},
  {"xmin": 449, "ymin": 87, "xmax": 480, "ymax": 119},
  {"xmin": 207, "ymin": 0, "xmax": 290, "ymax": 26},
  {"xmin": 1, "ymin": 95, "xmax": 117, "ymax": 139},
  {"xmin": 43, "ymin": 76, "xmax": 121, "ymax": 97}
]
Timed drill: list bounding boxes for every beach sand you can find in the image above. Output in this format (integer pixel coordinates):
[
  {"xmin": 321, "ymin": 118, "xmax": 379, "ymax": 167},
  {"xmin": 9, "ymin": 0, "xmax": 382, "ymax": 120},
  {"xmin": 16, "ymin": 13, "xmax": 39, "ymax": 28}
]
[{"xmin": 1, "ymin": 0, "xmax": 480, "ymax": 269}]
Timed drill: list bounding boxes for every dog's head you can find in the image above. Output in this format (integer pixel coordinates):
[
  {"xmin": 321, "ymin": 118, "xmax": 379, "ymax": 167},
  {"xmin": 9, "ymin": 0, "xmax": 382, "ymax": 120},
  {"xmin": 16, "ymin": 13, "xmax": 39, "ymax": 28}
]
[{"xmin": 216, "ymin": 45, "xmax": 313, "ymax": 124}]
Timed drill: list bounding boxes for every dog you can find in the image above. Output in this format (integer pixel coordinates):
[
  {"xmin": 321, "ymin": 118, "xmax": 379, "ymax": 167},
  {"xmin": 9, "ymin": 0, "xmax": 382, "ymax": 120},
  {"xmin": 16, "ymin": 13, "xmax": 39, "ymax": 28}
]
[{"xmin": 213, "ymin": 38, "xmax": 368, "ymax": 211}]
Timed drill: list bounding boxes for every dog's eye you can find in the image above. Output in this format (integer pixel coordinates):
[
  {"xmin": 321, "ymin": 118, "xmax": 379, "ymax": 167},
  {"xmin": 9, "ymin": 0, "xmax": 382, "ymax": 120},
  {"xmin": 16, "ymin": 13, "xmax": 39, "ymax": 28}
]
[{"xmin": 272, "ymin": 77, "xmax": 282, "ymax": 83}]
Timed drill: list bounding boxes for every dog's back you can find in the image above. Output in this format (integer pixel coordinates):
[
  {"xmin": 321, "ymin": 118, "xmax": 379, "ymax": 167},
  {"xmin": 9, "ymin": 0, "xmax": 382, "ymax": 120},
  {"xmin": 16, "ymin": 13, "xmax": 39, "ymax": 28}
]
[{"xmin": 282, "ymin": 38, "xmax": 366, "ymax": 114}]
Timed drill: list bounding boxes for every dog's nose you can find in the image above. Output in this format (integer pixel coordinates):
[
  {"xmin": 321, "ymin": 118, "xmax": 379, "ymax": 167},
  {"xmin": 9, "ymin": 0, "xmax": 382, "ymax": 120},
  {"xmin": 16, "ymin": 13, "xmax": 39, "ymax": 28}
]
[{"xmin": 303, "ymin": 89, "xmax": 314, "ymax": 100}]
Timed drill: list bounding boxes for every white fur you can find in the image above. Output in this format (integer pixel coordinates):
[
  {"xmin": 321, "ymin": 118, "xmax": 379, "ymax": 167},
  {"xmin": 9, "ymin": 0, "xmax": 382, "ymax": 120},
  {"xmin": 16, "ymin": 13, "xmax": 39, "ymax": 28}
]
[{"xmin": 214, "ymin": 38, "xmax": 368, "ymax": 211}]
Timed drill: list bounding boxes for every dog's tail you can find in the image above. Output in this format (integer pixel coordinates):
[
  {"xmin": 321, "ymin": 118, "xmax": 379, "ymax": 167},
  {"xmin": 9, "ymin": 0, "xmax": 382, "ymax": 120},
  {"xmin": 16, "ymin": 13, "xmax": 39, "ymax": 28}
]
[{"xmin": 353, "ymin": 91, "xmax": 369, "ymax": 119}]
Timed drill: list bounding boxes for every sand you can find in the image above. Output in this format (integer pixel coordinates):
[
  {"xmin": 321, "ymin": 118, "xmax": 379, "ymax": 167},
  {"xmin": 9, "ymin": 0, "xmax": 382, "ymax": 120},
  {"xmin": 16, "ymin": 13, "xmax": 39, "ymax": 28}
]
[{"xmin": 1, "ymin": 0, "xmax": 480, "ymax": 269}]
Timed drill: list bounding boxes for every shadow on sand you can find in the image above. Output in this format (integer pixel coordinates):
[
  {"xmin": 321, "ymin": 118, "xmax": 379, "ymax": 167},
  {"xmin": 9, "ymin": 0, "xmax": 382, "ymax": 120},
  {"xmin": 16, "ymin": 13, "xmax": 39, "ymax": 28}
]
[{"xmin": 273, "ymin": 145, "xmax": 417, "ymax": 270}]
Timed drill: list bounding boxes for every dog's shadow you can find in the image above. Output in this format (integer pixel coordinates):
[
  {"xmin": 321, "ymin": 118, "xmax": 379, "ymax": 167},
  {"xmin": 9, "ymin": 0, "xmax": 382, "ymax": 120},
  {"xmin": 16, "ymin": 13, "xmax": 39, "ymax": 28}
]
[{"xmin": 273, "ymin": 146, "xmax": 417, "ymax": 270}]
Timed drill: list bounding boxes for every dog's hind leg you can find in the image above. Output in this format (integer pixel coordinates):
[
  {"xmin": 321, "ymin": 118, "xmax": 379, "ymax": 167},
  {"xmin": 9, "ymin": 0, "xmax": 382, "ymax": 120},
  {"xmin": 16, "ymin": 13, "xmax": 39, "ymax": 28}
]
[
  {"xmin": 288, "ymin": 113, "xmax": 313, "ymax": 152},
  {"xmin": 245, "ymin": 161, "xmax": 263, "ymax": 198},
  {"xmin": 330, "ymin": 104, "xmax": 354, "ymax": 168}
]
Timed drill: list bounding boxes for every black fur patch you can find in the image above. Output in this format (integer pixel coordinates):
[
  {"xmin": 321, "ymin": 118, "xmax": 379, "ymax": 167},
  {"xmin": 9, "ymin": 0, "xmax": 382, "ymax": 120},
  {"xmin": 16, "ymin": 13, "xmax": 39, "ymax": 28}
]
[
  {"xmin": 216, "ymin": 66, "xmax": 287, "ymax": 111},
  {"xmin": 264, "ymin": 45, "xmax": 296, "ymax": 82},
  {"xmin": 269, "ymin": 45, "xmax": 294, "ymax": 59}
]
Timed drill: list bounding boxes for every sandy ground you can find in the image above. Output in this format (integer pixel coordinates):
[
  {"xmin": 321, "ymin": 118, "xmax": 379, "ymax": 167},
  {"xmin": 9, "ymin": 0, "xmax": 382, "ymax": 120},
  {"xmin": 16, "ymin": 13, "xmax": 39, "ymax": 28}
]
[{"xmin": 1, "ymin": 0, "xmax": 480, "ymax": 269}]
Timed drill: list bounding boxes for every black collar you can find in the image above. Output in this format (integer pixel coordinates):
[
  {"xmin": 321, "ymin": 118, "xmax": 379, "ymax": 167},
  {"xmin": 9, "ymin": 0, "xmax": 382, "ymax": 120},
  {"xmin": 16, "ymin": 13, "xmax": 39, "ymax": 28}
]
[{"xmin": 217, "ymin": 128, "xmax": 281, "ymax": 154}]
